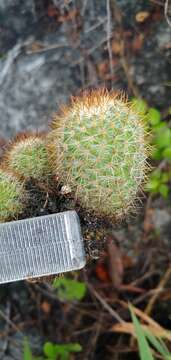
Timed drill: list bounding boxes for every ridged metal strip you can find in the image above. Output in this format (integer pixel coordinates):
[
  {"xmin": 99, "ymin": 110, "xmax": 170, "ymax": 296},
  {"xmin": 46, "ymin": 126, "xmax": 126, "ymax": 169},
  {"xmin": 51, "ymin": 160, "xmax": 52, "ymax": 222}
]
[{"xmin": 0, "ymin": 211, "xmax": 86, "ymax": 284}]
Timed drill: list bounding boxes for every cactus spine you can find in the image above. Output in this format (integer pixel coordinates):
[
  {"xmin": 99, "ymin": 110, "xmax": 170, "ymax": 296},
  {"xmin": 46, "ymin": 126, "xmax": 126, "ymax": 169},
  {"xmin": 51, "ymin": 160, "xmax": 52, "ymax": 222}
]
[
  {"xmin": 48, "ymin": 89, "xmax": 149, "ymax": 219},
  {"xmin": 0, "ymin": 168, "xmax": 25, "ymax": 222},
  {"xmin": 4, "ymin": 134, "xmax": 51, "ymax": 182}
]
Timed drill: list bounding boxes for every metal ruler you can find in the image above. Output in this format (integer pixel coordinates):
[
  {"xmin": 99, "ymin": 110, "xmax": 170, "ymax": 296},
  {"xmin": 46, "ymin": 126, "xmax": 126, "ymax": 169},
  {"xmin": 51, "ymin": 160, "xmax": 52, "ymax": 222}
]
[{"xmin": 0, "ymin": 211, "xmax": 86, "ymax": 284}]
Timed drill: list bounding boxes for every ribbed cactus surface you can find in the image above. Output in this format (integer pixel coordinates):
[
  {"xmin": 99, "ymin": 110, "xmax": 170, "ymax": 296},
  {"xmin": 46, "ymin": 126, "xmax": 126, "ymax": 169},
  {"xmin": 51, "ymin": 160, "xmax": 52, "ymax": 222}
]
[
  {"xmin": 0, "ymin": 169, "xmax": 25, "ymax": 222},
  {"xmin": 49, "ymin": 89, "xmax": 148, "ymax": 219},
  {"xmin": 5, "ymin": 134, "xmax": 50, "ymax": 181}
]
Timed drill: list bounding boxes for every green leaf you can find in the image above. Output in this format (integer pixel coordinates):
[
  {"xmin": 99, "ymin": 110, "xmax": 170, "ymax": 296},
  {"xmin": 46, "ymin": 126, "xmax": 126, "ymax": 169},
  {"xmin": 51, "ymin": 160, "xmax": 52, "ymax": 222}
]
[
  {"xmin": 43, "ymin": 342, "xmax": 56, "ymax": 358},
  {"xmin": 131, "ymin": 98, "xmax": 148, "ymax": 114},
  {"xmin": 146, "ymin": 178, "xmax": 159, "ymax": 192},
  {"xmin": 146, "ymin": 169, "xmax": 170, "ymax": 198},
  {"xmin": 53, "ymin": 277, "xmax": 87, "ymax": 301},
  {"xmin": 151, "ymin": 148, "xmax": 163, "ymax": 161},
  {"xmin": 63, "ymin": 343, "xmax": 82, "ymax": 353},
  {"xmin": 129, "ymin": 305, "xmax": 154, "ymax": 360},
  {"xmin": 155, "ymin": 127, "xmax": 171, "ymax": 149},
  {"xmin": 146, "ymin": 170, "xmax": 162, "ymax": 193},
  {"xmin": 43, "ymin": 342, "xmax": 82, "ymax": 360},
  {"xmin": 148, "ymin": 108, "xmax": 161, "ymax": 126},
  {"xmin": 151, "ymin": 169, "xmax": 162, "ymax": 180},
  {"xmin": 163, "ymin": 147, "xmax": 171, "ymax": 160},
  {"xmin": 24, "ymin": 339, "xmax": 34, "ymax": 360},
  {"xmin": 145, "ymin": 330, "xmax": 170, "ymax": 359},
  {"xmin": 159, "ymin": 184, "xmax": 169, "ymax": 199},
  {"xmin": 161, "ymin": 172, "xmax": 170, "ymax": 183},
  {"xmin": 153, "ymin": 122, "xmax": 166, "ymax": 131}
]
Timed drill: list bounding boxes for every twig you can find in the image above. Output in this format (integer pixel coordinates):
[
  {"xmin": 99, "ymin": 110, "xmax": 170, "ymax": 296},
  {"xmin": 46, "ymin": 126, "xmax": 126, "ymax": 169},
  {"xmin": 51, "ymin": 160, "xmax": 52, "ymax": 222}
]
[
  {"xmin": 132, "ymin": 287, "xmax": 170, "ymax": 306},
  {"xmin": 88, "ymin": 284, "xmax": 125, "ymax": 324},
  {"xmin": 130, "ymin": 270, "xmax": 160, "ymax": 287},
  {"xmin": 43, "ymin": 192, "xmax": 49, "ymax": 209},
  {"xmin": 111, "ymin": 1, "xmax": 141, "ymax": 97},
  {"xmin": 73, "ymin": 325, "xmax": 97, "ymax": 336},
  {"xmin": 106, "ymin": 0, "xmax": 114, "ymax": 85},
  {"xmin": 0, "ymin": 302, "xmax": 10, "ymax": 359},
  {"xmin": 27, "ymin": 283, "xmax": 59, "ymax": 301},
  {"xmin": 71, "ymin": 34, "xmax": 114, "ymax": 66},
  {"xmin": 0, "ymin": 308, "xmax": 22, "ymax": 334},
  {"xmin": 84, "ymin": 17, "xmax": 107, "ymax": 33},
  {"xmin": 0, "ymin": 43, "xmax": 22, "ymax": 87},
  {"xmin": 150, "ymin": 0, "xmax": 167, "ymax": 6},
  {"xmin": 80, "ymin": 0, "xmax": 89, "ymax": 16},
  {"xmin": 145, "ymin": 266, "xmax": 171, "ymax": 315},
  {"xmin": 26, "ymin": 42, "xmax": 69, "ymax": 55},
  {"xmin": 83, "ymin": 315, "xmax": 103, "ymax": 359},
  {"xmin": 164, "ymin": 0, "xmax": 171, "ymax": 27}
]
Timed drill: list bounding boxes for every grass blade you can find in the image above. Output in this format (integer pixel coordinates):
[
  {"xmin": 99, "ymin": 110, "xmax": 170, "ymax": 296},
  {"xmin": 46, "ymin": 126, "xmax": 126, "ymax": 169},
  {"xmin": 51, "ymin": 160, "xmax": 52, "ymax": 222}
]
[
  {"xmin": 23, "ymin": 338, "xmax": 33, "ymax": 360},
  {"xmin": 129, "ymin": 305, "xmax": 154, "ymax": 360},
  {"xmin": 145, "ymin": 330, "xmax": 171, "ymax": 359}
]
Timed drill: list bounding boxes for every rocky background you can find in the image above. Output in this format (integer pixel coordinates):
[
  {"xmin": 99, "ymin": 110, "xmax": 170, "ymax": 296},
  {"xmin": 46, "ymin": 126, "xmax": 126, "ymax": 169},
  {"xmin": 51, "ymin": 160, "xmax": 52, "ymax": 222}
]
[{"xmin": 0, "ymin": 1, "xmax": 171, "ymax": 359}]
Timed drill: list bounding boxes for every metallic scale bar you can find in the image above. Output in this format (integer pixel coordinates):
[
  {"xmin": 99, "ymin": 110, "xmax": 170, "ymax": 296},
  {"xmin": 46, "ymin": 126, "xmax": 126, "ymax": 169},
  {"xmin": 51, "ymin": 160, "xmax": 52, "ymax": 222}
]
[{"xmin": 0, "ymin": 211, "xmax": 86, "ymax": 284}]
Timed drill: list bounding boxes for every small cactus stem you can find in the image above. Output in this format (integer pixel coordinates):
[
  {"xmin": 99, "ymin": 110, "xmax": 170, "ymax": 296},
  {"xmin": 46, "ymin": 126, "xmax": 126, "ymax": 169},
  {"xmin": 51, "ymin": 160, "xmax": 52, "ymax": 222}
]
[
  {"xmin": 48, "ymin": 89, "xmax": 150, "ymax": 220},
  {"xmin": 0, "ymin": 168, "xmax": 26, "ymax": 222},
  {"xmin": 4, "ymin": 133, "xmax": 52, "ymax": 183}
]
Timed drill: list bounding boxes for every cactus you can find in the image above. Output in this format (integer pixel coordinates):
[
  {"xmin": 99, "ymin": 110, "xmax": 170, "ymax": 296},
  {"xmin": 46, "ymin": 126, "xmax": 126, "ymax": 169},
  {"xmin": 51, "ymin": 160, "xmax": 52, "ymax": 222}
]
[
  {"xmin": 4, "ymin": 134, "xmax": 51, "ymax": 182},
  {"xmin": 48, "ymin": 89, "xmax": 149, "ymax": 219},
  {"xmin": 0, "ymin": 168, "xmax": 25, "ymax": 222}
]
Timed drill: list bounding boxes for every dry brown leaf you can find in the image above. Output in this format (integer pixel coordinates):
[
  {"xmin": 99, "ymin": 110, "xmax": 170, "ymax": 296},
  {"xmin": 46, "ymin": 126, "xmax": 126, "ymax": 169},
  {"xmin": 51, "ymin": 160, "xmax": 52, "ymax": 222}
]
[
  {"xmin": 135, "ymin": 11, "xmax": 150, "ymax": 23},
  {"xmin": 41, "ymin": 301, "xmax": 51, "ymax": 314},
  {"xmin": 119, "ymin": 284, "xmax": 145, "ymax": 294},
  {"xmin": 120, "ymin": 300, "xmax": 162, "ymax": 330},
  {"xmin": 28, "ymin": 42, "xmax": 44, "ymax": 53},
  {"xmin": 143, "ymin": 208, "xmax": 154, "ymax": 233},
  {"xmin": 132, "ymin": 34, "xmax": 144, "ymax": 52},
  {"xmin": 122, "ymin": 254, "xmax": 134, "ymax": 269},
  {"xmin": 95, "ymin": 262, "xmax": 110, "ymax": 282},
  {"xmin": 111, "ymin": 41, "xmax": 122, "ymax": 55},
  {"xmin": 107, "ymin": 236, "xmax": 124, "ymax": 289},
  {"xmin": 97, "ymin": 61, "xmax": 108, "ymax": 77},
  {"xmin": 58, "ymin": 9, "xmax": 78, "ymax": 22},
  {"xmin": 160, "ymin": 289, "xmax": 171, "ymax": 301},
  {"xmin": 111, "ymin": 322, "xmax": 171, "ymax": 341}
]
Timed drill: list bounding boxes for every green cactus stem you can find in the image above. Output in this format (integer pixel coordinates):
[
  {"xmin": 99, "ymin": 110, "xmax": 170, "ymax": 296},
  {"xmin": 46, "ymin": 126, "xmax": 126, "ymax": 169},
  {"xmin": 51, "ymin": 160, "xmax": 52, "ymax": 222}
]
[
  {"xmin": 4, "ymin": 134, "xmax": 51, "ymax": 182},
  {"xmin": 48, "ymin": 89, "xmax": 149, "ymax": 219},
  {"xmin": 0, "ymin": 168, "xmax": 25, "ymax": 222}
]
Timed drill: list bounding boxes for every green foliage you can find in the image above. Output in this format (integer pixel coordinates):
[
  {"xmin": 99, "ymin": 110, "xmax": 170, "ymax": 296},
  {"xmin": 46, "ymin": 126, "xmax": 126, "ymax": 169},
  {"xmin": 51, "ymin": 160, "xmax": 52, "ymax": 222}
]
[
  {"xmin": 131, "ymin": 98, "xmax": 148, "ymax": 115},
  {"xmin": 152, "ymin": 124, "xmax": 171, "ymax": 161},
  {"xmin": 146, "ymin": 170, "xmax": 170, "ymax": 198},
  {"xmin": 52, "ymin": 276, "xmax": 87, "ymax": 301},
  {"xmin": 0, "ymin": 168, "xmax": 25, "ymax": 222},
  {"xmin": 49, "ymin": 90, "xmax": 148, "ymax": 219},
  {"xmin": 23, "ymin": 340, "xmax": 82, "ymax": 360},
  {"xmin": 132, "ymin": 98, "xmax": 171, "ymax": 199},
  {"xmin": 24, "ymin": 339, "xmax": 35, "ymax": 360},
  {"xmin": 148, "ymin": 108, "xmax": 161, "ymax": 127},
  {"xmin": 129, "ymin": 305, "xmax": 154, "ymax": 360},
  {"xmin": 145, "ymin": 332, "xmax": 171, "ymax": 360},
  {"xmin": 43, "ymin": 342, "xmax": 82, "ymax": 360},
  {"xmin": 129, "ymin": 305, "xmax": 171, "ymax": 360}
]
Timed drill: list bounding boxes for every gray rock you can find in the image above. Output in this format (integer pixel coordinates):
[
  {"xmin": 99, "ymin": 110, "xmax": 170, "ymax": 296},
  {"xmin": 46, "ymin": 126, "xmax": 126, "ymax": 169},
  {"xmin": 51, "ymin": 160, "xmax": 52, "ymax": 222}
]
[{"xmin": 152, "ymin": 209, "xmax": 171, "ymax": 229}]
